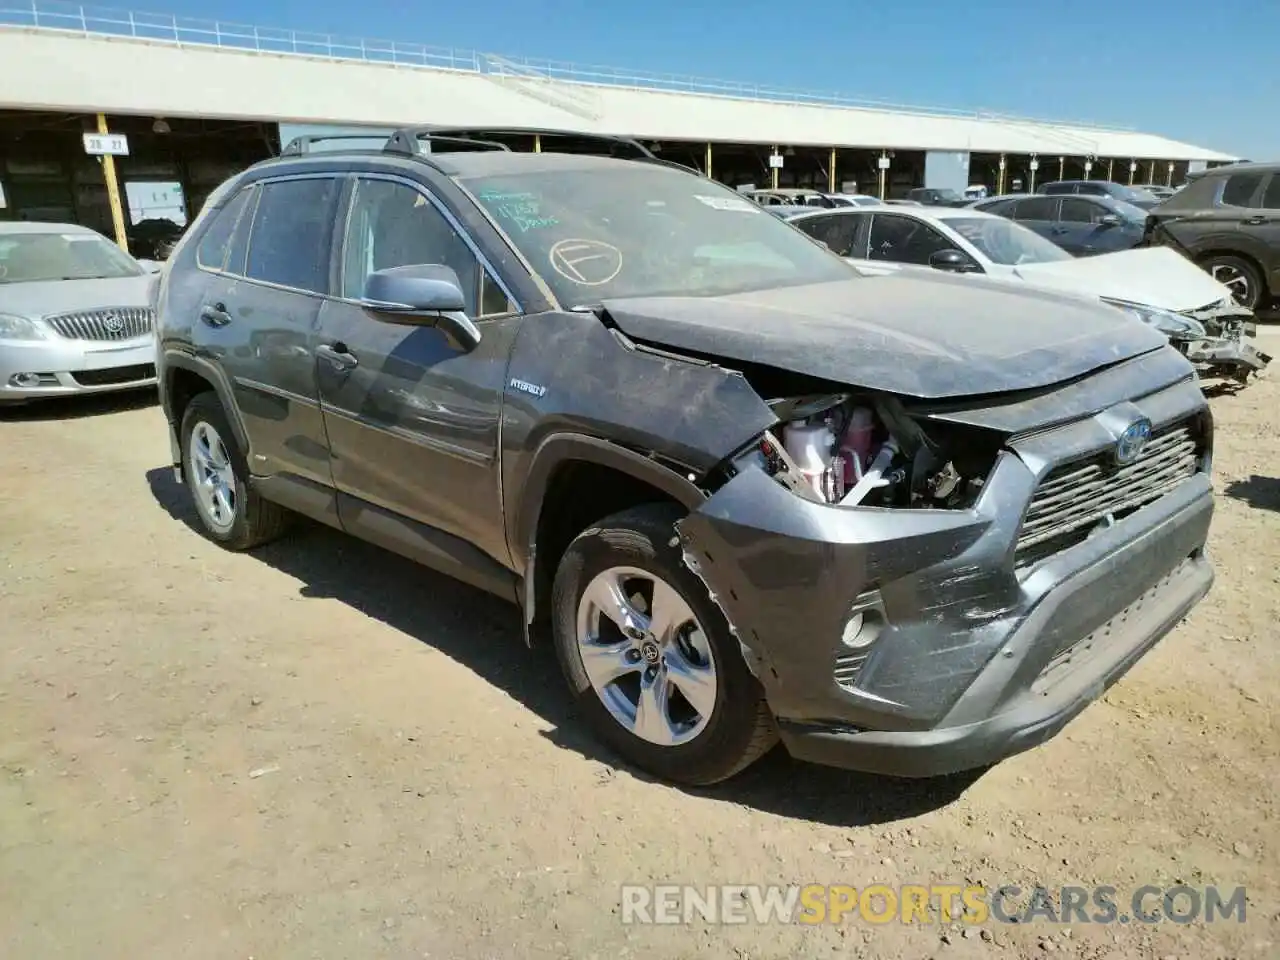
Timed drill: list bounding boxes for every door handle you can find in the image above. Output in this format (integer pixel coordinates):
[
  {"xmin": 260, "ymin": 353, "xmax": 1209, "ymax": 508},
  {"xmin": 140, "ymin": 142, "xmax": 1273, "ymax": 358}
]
[
  {"xmin": 317, "ymin": 342, "xmax": 359, "ymax": 371},
  {"xmin": 1242, "ymin": 217, "xmax": 1270, "ymax": 226},
  {"xmin": 199, "ymin": 302, "xmax": 231, "ymax": 327}
]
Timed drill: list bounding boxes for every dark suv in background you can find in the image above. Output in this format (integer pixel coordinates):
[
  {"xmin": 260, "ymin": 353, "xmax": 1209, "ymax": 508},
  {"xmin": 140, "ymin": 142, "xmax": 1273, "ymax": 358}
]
[
  {"xmin": 151, "ymin": 126, "xmax": 1215, "ymax": 787},
  {"xmin": 1144, "ymin": 161, "xmax": 1280, "ymax": 311}
]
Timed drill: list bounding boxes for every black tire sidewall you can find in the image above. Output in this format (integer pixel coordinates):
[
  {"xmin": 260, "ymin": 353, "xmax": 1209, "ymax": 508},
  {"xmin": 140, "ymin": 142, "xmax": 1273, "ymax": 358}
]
[
  {"xmin": 550, "ymin": 505, "xmax": 774, "ymax": 784},
  {"xmin": 180, "ymin": 393, "xmax": 253, "ymax": 546}
]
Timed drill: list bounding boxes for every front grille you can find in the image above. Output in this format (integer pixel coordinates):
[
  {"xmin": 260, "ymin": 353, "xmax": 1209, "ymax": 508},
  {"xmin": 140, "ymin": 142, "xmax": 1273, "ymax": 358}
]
[
  {"xmin": 1016, "ymin": 421, "xmax": 1199, "ymax": 565},
  {"xmin": 45, "ymin": 307, "xmax": 153, "ymax": 342}
]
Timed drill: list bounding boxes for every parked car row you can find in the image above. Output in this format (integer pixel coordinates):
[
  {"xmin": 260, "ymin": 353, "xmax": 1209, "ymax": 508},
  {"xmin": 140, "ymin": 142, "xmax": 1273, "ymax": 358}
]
[
  {"xmin": 777, "ymin": 203, "xmax": 1269, "ymax": 384},
  {"xmin": 955, "ymin": 164, "xmax": 1280, "ymax": 313}
]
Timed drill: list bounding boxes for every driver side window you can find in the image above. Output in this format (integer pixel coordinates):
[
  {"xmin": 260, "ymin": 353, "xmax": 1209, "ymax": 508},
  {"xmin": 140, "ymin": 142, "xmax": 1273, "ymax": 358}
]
[
  {"xmin": 341, "ymin": 178, "xmax": 516, "ymax": 317},
  {"xmin": 868, "ymin": 214, "xmax": 952, "ymax": 265}
]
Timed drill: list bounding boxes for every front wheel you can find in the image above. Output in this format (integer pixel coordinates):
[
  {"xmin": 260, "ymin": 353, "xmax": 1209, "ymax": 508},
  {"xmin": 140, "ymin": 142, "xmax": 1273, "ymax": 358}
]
[
  {"xmin": 1201, "ymin": 254, "xmax": 1265, "ymax": 311},
  {"xmin": 551, "ymin": 504, "xmax": 777, "ymax": 785}
]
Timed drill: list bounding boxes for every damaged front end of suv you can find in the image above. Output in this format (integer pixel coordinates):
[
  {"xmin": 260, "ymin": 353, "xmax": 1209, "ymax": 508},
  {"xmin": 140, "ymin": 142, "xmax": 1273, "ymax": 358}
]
[{"xmin": 598, "ymin": 280, "xmax": 1217, "ymax": 780}]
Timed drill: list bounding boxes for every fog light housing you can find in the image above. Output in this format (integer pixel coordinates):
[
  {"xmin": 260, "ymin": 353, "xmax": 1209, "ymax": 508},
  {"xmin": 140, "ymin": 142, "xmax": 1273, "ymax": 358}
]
[
  {"xmin": 9, "ymin": 372, "xmax": 45, "ymax": 388},
  {"xmin": 839, "ymin": 588, "xmax": 886, "ymax": 651}
]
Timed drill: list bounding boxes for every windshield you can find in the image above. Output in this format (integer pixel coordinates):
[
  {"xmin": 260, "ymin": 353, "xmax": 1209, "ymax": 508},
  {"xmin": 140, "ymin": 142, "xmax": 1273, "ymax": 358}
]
[
  {"xmin": 944, "ymin": 217, "xmax": 1074, "ymax": 266},
  {"xmin": 461, "ymin": 166, "xmax": 854, "ymax": 306},
  {"xmin": 0, "ymin": 231, "xmax": 142, "ymax": 283}
]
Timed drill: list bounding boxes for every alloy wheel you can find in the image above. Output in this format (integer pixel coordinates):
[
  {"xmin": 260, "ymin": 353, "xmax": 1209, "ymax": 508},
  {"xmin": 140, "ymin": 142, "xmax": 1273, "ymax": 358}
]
[
  {"xmin": 188, "ymin": 420, "xmax": 237, "ymax": 534},
  {"xmin": 574, "ymin": 565, "xmax": 718, "ymax": 747}
]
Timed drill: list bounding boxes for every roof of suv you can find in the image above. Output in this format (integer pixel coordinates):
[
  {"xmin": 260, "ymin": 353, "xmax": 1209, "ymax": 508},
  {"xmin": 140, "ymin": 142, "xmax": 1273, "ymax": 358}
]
[
  {"xmin": 1186, "ymin": 160, "xmax": 1280, "ymax": 179},
  {"xmin": 251, "ymin": 148, "xmax": 662, "ymax": 179}
]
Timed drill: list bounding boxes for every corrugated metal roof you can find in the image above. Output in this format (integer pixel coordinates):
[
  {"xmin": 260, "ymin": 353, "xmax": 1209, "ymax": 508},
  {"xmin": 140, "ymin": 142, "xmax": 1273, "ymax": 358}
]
[{"xmin": 0, "ymin": 5, "xmax": 1239, "ymax": 162}]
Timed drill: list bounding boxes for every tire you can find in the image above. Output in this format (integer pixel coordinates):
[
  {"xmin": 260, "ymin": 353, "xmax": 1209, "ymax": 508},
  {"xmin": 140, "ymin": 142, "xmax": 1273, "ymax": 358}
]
[
  {"xmin": 1199, "ymin": 254, "xmax": 1266, "ymax": 311},
  {"xmin": 551, "ymin": 503, "xmax": 777, "ymax": 785},
  {"xmin": 179, "ymin": 391, "xmax": 287, "ymax": 550}
]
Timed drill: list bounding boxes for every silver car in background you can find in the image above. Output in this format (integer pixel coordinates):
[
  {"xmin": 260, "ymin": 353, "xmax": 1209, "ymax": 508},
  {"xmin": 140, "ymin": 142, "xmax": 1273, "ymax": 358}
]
[{"xmin": 0, "ymin": 222, "xmax": 159, "ymax": 404}]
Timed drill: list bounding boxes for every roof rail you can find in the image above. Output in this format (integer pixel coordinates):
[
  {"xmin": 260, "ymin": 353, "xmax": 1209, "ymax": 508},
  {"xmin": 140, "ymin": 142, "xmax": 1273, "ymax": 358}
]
[
  {"xmin": 413, "ymin": 126, "xmax": 660, "ymax": 160},
  {"xmin": 279, "ymin": 133, "xmax": 388, "ymax": 157},
  {"xmin": 382, "ymin": 128, "xmax": 513, "ymax": 156}
]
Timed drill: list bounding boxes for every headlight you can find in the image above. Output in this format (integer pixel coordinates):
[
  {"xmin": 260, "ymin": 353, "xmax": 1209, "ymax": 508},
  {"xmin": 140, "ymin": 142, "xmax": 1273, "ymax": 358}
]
[
  {"xmin": 1102, "ymin": 299, "xmax": 1207, "ymax": 341},
  {"xmin": 0, "ymin": 313, "xmax": 50, "ymax": 341}
]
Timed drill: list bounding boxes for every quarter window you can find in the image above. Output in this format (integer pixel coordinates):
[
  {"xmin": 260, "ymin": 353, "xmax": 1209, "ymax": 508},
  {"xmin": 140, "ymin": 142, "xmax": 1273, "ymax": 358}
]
[
  {"xmin": 244, "ymin": 178, "xmax": 340, "ymax": 294},
  {"xmin": 341, "ymin": 178, "xmax": 515, "ymax": 317},
  {"xmin": 195, "ymin": 186, "xmax": 252, "ymax": 271},
  {"xmin": 1260, "ymin": 175, "xmax": 1280, "ymax": 210},
  {"xmin": 1221, "ymin": 173, "xmax": 1264, "ymax": 208}
]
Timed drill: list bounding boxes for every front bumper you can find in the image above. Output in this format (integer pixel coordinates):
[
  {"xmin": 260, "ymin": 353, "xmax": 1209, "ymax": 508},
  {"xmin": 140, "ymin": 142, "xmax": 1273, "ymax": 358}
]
[
  {"xmin": 678, "ymin": 384, "xmax": 1214, "ymax": 778},
  {"xmin": 0, "ymin": 336, "xmax": 157, "ymax": 400},
  {"xmin": 1184, "ymin": 337, "xmax": 1271, "ymax": 381}
]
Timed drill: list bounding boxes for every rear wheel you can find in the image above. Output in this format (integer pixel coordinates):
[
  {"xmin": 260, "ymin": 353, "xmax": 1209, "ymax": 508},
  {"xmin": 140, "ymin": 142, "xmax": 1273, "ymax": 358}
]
[
  {"xmin": 180, "ymin": 392, "xmax": 287, "ymax": 550},
  {"xmin": 551, "ymin": 504, "xmax": 777, "ymax": 785},
  {"xmin": 1200, "ymin": 254, "xmax": 1265, "ymax": 311}
]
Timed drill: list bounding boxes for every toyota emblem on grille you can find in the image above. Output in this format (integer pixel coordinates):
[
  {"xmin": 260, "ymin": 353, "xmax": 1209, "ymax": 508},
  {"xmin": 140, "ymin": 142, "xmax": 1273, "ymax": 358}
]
[
  {"xmin": 102, "ymin": 313, "xmax": 125, "ymax": 334},
  {"xmin": 1115, "ymin": 418, "xmax": 1153, "ymax": 465}
]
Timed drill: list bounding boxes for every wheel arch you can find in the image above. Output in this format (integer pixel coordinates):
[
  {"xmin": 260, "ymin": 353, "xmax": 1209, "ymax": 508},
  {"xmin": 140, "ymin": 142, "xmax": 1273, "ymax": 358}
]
[
  {"xmin": 514, "ymin": 433, "xmax": 708, "ymax": 643},
  {"xmin": 161, "ymin": 351, "xmax": 251, "ymax": 459}
]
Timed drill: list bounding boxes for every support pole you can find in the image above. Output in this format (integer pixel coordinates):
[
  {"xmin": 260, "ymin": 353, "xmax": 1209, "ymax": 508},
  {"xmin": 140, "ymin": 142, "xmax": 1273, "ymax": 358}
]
[
  {"xmin": 97, "ymin": 113, "xmax": 129, "ymax": 253},
  {"xmin": 829, "ymin": 147, "xmax": 837, "ymax": 193},
  {"xmin": 997, "ymin": 154, "xmax": 1006, "ymax": 195},
  {"xmin": 771, "ymin": 145, "xmax": 779, "ymax": 190},
  {"xmin": 878, "ymin": 150, "xmax": 887, "ymax": 200},
  {"xmin": 1107, "ymin": 158, "xmax": 1114, "ymax": 181},
  {"xmin": 533, "ymin": 134, "xmax": 541, "ymax": 153},
  {"xmin": 705, "ymin": 142, "xmax": 712, "ymax": 181},
  {"xmin": 1058, "ymin": 156, "xmax": 1065, "ymax": 181}
]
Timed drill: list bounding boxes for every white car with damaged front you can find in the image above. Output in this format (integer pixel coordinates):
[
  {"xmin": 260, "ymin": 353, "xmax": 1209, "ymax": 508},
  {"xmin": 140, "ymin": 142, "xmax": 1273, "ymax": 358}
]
[{"xmin": 786, "ymin": 204, "xmax": 1270, "ymax": 385}]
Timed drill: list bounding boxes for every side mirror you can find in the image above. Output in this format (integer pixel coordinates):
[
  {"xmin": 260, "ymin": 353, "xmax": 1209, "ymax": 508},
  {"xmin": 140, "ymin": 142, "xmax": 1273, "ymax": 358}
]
[
  {"xmin": 136, "ymin": 258, "xmax": 163, "ymax": 273},
  {"xmin": 928, "ymin": 249, "xmax": 978, "ymax": 273},
  {"xmin": 1099, "ymin": 214, "xmax": 1122, "ymax": 227},
  {"xmin": 361, "ymin": 264, "xmax": 481, "ymax": 351}
]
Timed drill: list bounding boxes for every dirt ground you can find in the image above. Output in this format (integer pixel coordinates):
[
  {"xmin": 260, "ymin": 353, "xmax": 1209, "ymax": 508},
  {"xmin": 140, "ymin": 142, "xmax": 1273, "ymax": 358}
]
[{"xmin": 2, "ymin": 344, "xmax": 1277, "ymax": 960}]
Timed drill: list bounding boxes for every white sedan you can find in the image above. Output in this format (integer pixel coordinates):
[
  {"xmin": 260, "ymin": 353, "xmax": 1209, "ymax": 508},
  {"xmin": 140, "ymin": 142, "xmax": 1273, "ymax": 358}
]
[{"xmin": 785, "ymin": 204, "xmax": 1269, "ymax": 383}]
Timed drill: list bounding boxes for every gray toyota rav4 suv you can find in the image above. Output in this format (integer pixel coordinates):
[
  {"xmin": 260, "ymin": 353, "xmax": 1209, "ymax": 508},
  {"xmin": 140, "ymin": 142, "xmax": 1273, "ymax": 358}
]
[{"xmin": 154, "ymin": 127, "xmax": 1215, "ymax": 786}]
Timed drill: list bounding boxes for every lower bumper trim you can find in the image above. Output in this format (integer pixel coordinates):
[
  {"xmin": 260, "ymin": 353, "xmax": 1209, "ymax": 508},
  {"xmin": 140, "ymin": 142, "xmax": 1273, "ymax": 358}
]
[{"xmin": 778, "ymin": 553, "xmax": 1213, "ymax": 778}]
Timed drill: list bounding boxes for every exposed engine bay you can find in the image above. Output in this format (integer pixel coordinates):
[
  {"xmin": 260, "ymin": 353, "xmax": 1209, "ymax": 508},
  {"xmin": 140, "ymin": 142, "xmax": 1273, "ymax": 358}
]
[{"xmin": 728, "ymin": 393, "xmax": 996, "ymax": 510}]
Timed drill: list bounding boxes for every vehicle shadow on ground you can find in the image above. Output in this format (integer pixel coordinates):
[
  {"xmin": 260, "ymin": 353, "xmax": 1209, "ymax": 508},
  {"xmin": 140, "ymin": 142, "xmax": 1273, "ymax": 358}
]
[
  {"xmin": 1223, "ymin": 474, "xmax": 1280, "ymax": 512},
  {"xmin": 145, "ymin": 466, "xmax": 980, "ymax": 827},
  {"xmin": 0, "ymin": 388, "xmax": 158, "ymax": 421}
]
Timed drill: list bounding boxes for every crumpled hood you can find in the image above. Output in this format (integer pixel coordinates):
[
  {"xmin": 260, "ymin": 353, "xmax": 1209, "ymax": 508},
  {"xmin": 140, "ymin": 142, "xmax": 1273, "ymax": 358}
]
[
  {"xmin": 0, "ymin": 275, "xmax": 153, "ymax": 318},
  {"xmin": 1012, "ymin": 246, "xmax": 1234, "ymax": 314},
  {"xmin": 601, "ymin": 272, "xmax": 1169, "ymax": 400}
]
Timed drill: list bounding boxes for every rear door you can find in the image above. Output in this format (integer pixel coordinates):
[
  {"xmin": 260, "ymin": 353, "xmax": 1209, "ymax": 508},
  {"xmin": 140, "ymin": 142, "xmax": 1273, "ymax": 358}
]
[
  {"xmin": 1249, "ymin": 174, "xmax": 1280, "ymax": 293},
  {"xmin": 194, "ymin": 174, "xmax": 342, "ymax": 488}
]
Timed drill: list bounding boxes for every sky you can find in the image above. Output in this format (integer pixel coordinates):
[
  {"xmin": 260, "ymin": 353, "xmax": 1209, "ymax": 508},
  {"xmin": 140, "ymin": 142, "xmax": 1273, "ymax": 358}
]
[{"xmin": 154, "ymin": 0, "xmax": 1278, "ymax": 159}]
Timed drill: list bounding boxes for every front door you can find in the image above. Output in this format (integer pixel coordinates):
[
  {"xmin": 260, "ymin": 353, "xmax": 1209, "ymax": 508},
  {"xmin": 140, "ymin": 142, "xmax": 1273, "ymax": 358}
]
[{"xmin": 315, "ymin": 174, "xmax": 522, "ymax": 582}]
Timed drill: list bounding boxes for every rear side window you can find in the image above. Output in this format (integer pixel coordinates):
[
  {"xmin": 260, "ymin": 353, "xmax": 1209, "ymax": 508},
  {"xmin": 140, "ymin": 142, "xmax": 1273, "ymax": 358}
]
[
  {"xmin": 1041, "ymin": 182, "xmax": 1071, "ymax": 195},
  {"xmin": 1061, "ymin": 198, "xmax": 1108, "ymax": 223},
  {"xmin": 1221, "ymin": 173, "xmax": 1264, "ymax": 208},
  {"xmin": 979, "ymin": 198, "xmax": 1017, "ymax": 216},
  {"xmin": 1013, "ymin": 197, "xmax": 1058, "ymax": 221},
  {"xmin": 195, "ymin": 186, "xmax": 252, "ymax": 271},
  {"xmin": 795, "ymin": 213, "xmax": 865, "ymax": 258},
  {"xmin": 1260, "ymin": 176, "xmax": 1280, "ymax": 210},
  {"xmin": 244, "ymin": 177, "xmax": 341, "ymax": 294}
]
